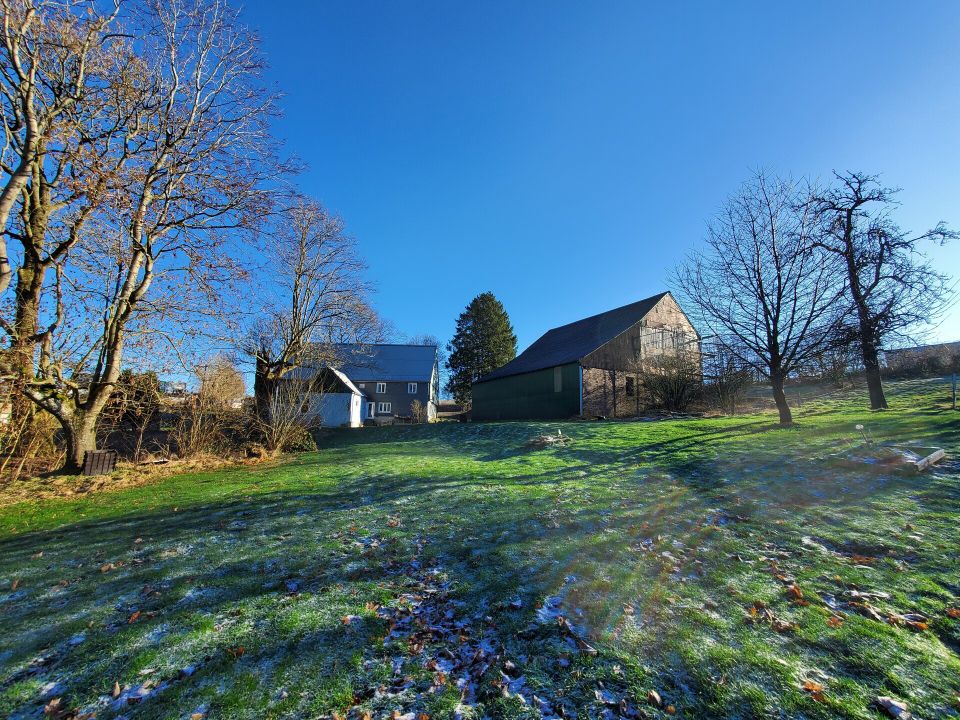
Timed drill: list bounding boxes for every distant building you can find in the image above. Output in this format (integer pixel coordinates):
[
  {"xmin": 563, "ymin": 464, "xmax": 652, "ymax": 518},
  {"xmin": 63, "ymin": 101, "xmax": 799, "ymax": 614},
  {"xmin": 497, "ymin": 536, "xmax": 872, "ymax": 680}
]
[
  {"xmin": 291, "ymin": 343, "xmax": 440, "ymax": 426},
  {"xmin": 158, "ymin": 380, "xmax": 188, "ymax": 396},
  {"xmin": 472, "ymin": 292, "xmax": 699, "ymax": 420}
]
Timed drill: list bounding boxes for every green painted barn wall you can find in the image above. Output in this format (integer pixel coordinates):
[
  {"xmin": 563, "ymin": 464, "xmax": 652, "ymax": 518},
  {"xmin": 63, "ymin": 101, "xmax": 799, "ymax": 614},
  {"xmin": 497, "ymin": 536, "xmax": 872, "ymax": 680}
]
[{"xmin": 471, "ymin": 363, "xmax": 581, "ymax": 420}]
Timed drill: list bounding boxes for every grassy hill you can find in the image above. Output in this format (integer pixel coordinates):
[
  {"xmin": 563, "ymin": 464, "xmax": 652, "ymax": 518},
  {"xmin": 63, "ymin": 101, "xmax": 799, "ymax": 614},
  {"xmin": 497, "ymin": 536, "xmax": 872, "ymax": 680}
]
[{"xmin": 1, "ymin": 378, "xmax": 959, "ymax": 719}]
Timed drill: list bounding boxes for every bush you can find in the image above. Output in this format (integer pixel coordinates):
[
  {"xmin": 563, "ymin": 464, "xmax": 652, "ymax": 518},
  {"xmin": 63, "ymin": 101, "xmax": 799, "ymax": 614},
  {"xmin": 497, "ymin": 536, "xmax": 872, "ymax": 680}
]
[
  {"xmin": 410, "ymin": 399, "xmax": 425, "ymax": 423},
  {"xmin": 637, "ymin": 351, "xmax": 702, "ymax": 413},
  {"xmin": 279, "ymin": 425, "xmax": 317, "ymax": 452}
]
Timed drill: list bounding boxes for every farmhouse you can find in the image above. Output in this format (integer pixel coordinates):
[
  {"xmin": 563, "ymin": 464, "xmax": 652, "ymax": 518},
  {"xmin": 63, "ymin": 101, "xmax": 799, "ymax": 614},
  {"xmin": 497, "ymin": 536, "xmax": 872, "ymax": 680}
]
[
  {"xmin": 293, "ymin": 343, "xmax": 440, "ymax": 426},
  {"xmin": 472, "ymin": 292, "xmax": 699, "ymax": 421}
]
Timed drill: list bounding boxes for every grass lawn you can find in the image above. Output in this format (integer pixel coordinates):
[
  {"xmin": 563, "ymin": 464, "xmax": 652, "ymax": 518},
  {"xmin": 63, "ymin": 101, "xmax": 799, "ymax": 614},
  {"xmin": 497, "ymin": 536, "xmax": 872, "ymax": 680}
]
[{"xmin": 1, "ymin": 378, "xmax": 959, "ymax": 719}]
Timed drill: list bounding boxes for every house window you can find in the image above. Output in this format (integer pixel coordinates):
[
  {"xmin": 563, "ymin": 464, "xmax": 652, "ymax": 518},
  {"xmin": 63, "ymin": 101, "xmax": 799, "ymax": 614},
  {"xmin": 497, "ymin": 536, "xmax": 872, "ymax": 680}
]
[
  {"xmin": 358, "ymin": 383, "xmax": 365, "ymax": 389},
  {"xmin": 407, "ymin": 382, "xmax": 418, "ymax": 394},
  {"xmin": 376, "ymin": 382, "xmax": 386, "ymax": 393},
  {"xmin": 554, "ymin": 366, "xmax": 562, "ymax": 393},
  {"xmin": 377, "ymin": 402, "xmax": 392, "ymax": 414},
  {"xmin": 626, "ymin": 376, "xmax": 635, "ymax": 397}
]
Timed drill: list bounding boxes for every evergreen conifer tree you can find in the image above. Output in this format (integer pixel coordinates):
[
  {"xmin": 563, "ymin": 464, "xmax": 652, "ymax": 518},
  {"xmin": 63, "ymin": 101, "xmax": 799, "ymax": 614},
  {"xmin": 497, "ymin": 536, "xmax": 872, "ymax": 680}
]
[{"xmin": 445, "ymin": 292, "xmax": 517, "ymax": 405}]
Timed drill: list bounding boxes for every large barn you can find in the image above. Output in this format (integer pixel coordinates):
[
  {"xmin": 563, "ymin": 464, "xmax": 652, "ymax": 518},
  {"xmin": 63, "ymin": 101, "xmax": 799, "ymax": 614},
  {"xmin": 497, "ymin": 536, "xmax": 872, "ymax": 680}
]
[{"xmin": 471, "ymin": 292, "xmax": 699, "ymax": 421}]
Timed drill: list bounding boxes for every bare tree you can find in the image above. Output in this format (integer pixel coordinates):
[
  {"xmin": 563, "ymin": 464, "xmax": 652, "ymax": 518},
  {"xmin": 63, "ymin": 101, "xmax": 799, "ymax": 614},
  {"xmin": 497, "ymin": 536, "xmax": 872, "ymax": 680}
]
[
  {"xmin": 810, "ymin": 172, "xmax": 955, "ymax": 409},
  {"xmin": 675, "ymin": 172, "xmax": 845, "ymax": 424},
  {"xmin": 0, "ymin": 0, "xmax": 127, "ymax": 447},
  {"xmin": 197, "ymin": 355, "xmax": 245, "ymax": 410},
  {"xmin": 244, "ymin": 196, "xmax": 378, "ymax": 417},
  {"xmin": 253, "ymin": 377, "xmax": 320, "ymax": 455},
  {"xmin": 0, "ymin": 0, "xmax": 121, "ymax": 299},
  {"xmin": 702, "ymin": 339, "xmax": 753, "ymax": 414},
  {"xmin": 5, "ymin": 0, "xmax": 283, "ymax": 471}
]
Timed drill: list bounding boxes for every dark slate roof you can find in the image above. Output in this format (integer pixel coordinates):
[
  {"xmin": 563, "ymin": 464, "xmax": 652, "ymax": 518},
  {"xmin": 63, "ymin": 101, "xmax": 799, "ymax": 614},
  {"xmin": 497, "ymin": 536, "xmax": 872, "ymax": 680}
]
[
  {"xmin": 292, "ymin": 343, "xmax": 437, "ymax": 382},
  {"xmin": 477, "ymin": 292, "xmax": 670, "ymax": 383}
]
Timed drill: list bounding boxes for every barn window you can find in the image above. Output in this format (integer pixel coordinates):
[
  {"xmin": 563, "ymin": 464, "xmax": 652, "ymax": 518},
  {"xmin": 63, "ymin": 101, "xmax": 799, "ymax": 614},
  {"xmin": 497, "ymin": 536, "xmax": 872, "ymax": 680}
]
[
  {"xmin": 358, "ymin": 383, "xmax": 365, "ymax": 389},
  {"xmin": 376, "ymin": 382, "xmax": 386, "ymax": 393},
  {"xmin": 554, "ymin": 366, "xmax": 562, "ymax": 392},
  {"xmin": 377, "ymin": 402, "xmax": 392, "ymax": 414},
  {"xmin": 407, "ymin": 382, "xmax": 418, "ymax": 394},
  {"xmin": 626, "ymin": 376, "xmax": 635, "ymax": 397}
]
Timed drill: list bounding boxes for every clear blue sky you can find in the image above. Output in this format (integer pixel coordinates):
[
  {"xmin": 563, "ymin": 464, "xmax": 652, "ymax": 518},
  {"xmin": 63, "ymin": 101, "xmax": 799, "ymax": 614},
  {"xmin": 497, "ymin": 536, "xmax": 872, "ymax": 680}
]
[{"xmin": 240, "ymin": 1, "xmax": 960, "ymax": 354}]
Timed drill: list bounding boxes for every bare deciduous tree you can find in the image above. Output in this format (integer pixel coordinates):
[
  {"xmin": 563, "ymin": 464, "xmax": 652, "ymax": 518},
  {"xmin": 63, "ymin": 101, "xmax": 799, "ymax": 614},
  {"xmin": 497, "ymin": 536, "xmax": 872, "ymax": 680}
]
[
  {"xmin": 4, "ymin": 0, "xmax": 283, "ymax": 471},
  {"xmin": 253, "ymin": 377, "xmax": 319, "ymax": 455},
  {"xmin": 702, "ymin": 339, "xmax": 753, "ymax": 415},
  {"xmin": 810, "ymin": 172, "xmax": 955, "ymax": 410},
  {"xmin": 244, "ymin": 196, "xmax": 378, "ymax": 417},
  {"xmin": 675, "ymin": 173, "xmax": 845, "ymax": 424}
]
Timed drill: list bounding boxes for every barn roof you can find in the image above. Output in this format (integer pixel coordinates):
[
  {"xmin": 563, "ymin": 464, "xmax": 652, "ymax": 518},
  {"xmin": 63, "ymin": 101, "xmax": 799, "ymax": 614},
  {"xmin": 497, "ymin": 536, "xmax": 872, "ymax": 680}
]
[{"xmin": 477, "ymin": 292, "xmax": 670, "ymax": 383}]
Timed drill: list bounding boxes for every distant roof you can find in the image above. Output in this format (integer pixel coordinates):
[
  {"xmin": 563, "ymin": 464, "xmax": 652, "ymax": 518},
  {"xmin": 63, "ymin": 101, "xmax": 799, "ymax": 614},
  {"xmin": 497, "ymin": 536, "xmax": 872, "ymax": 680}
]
[
  {"xmin": 294, "ymin": 343, "xmax": 438, "ymax": 382},
  {"xmin": 477, "ymin": 292, "xmax": 670, "ymax": 383}
]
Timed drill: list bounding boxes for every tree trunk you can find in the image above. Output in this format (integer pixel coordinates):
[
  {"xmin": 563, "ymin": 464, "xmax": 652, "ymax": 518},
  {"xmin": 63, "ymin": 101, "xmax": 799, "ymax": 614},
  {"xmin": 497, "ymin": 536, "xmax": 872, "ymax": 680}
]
[
  {"xmin": 770, "ymin": 370, "xmax": 793, "ymax": 425},
  {"xmin": 62, "ymin": 412, "xmax": 98, "ymax": 474},
  {"xmin": 861, "ymin": 340, "xmax": 888, "ymax": 410},
  {"xmin": 253, "ymin": 357, "xmax": 274, "ymax": 420}
]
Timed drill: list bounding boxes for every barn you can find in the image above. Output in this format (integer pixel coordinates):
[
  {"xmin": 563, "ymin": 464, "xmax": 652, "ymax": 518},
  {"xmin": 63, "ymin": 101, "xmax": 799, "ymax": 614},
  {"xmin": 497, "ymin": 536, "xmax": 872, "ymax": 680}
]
[{"xmin": 471, "ymin": 292, "xmax": 699, "ymax": 421}]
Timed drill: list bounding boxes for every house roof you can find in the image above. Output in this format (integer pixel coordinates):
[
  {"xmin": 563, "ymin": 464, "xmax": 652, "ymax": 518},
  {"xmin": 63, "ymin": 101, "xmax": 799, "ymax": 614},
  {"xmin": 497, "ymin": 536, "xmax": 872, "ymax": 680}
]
[
  {"xmin": 477, "ymin": 292, "xmax": 670, "ymax": 383},
  {"xmin": 296, "ymin": 343, "xmax": 437, "ymax": 382},
  {"xmin": 328, "ymin": 367, "xmax": 363, "ymax": 395}
]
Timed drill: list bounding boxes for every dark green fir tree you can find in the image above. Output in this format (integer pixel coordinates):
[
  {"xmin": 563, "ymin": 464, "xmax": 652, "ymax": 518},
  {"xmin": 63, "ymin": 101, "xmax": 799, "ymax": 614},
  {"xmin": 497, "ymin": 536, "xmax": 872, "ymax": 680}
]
[{"xmin": 445, "ymin": 292, "xmax": 517, "ymax": 405}]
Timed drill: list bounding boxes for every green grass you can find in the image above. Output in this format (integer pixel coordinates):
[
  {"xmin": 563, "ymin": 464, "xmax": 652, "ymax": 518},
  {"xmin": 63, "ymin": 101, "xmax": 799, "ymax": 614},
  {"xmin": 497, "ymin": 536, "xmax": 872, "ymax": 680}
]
[{"xmin": 1, "ymin": 378, "xmax": 959, "ymax": 719}]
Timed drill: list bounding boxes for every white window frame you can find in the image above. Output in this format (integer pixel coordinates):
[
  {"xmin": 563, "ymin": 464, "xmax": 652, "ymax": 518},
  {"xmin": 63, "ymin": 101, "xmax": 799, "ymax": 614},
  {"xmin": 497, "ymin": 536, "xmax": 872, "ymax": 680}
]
[
  {"xmin": 358, "ymin": 383, "xmax": 365, "ymax": 389},
  {"xmin": 407, "ymin": 382, "xmax": 418, "ymax": 394},
  {"xmin": 376, "ymin": 382, "xmax": 386, "ymax": 394},
  {"xmin": 377, "ymin": 402, "xmax": 392, "ymax": 414}
]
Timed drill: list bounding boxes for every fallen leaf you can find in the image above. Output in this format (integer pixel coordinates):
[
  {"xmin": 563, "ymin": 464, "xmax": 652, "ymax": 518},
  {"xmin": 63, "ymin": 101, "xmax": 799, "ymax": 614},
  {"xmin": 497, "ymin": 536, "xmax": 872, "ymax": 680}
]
[
  {"xmin": 127, "ymin": 610, "xmax": 141, "ymax": 624},
  {"xmin": 11, "ymin": 578, "xmax": 20, "ymax": 591},
  {"xmin": 787, "ymin": 584, "xmax": 804, "ymax": 600},
  {"xmin": 226, "ymin": 646, "xmax": 245, "ymax": 659},
  {"xmin": 946, "ymin": 607, "xmax": 960, "ymax": 619},
  {"xmin": 802, "ymin": 680, "xmax": 824, "ymax": 693},
  {"xmin": 113, "ymin": 682, "xmax": 121, "ymax": 698},
  {"xmin": 827, "ymin": 615, "xmax": 844, "ymax": 628},
  {"xmin": 100, "ymin": 563, "xmax": 115, "ymax": 573},
  {"xmin": 387, "ymin": 517, "xmax": 401, "ymax": 528},
  {"xmin": 647, "ymin": 690, "xmax": 662, "ymax": 707},
  {"xmin": 191, "ymin": 714, "xmax": 205, "ymax": 720},
  {"xmin": 666, "ymin": 705, "xmax": 676, "ymax": 715}
]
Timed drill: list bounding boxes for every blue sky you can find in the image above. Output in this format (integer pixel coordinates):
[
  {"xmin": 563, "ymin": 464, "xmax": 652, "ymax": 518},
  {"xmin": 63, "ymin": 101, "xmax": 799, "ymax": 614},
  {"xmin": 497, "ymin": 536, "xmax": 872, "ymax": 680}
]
[{"xmin": 241, "ymin": 1, "xmax": 960, "ymax": 354}]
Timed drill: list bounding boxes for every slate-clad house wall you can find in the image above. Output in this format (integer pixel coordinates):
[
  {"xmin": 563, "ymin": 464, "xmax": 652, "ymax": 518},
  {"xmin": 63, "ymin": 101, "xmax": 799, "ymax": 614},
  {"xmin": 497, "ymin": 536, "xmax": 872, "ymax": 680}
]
[
  {"xmin": 293, "ymin": 343, "xmax": 439, "ymax": 425},
  {"xmin": 334, "ymin": 344, "xmax": 439, "ymax": 422},
  {"xmin": 472, "ymin": 292, "xmax": 699, "ymax": 421}
]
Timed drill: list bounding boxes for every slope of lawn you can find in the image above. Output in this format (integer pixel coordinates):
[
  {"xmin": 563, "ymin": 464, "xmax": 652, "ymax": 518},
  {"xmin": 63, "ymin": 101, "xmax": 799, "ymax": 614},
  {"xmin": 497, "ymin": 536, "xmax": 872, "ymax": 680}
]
[{"xmin": 1, "ymin": 378, "xmax": 959, "ymax": 719}]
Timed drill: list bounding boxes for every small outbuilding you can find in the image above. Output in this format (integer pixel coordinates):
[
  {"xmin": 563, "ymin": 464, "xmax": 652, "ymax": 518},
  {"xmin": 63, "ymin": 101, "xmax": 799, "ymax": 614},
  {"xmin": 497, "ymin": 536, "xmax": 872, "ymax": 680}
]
[
  {"xmin": 471, "ymin": 291, "xmax": 699, "ymax": 421},
  {"xmin": 303, "ymin": 367, "xmax": 364, "ymax": 427}
]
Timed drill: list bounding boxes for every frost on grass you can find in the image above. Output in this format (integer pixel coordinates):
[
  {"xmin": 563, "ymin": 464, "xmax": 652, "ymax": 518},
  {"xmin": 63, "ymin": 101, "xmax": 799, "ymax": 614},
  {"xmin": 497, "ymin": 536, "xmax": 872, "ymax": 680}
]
[{"xmin": 1, "ymin": 379, "xmax": 959, "ymax": 718}]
